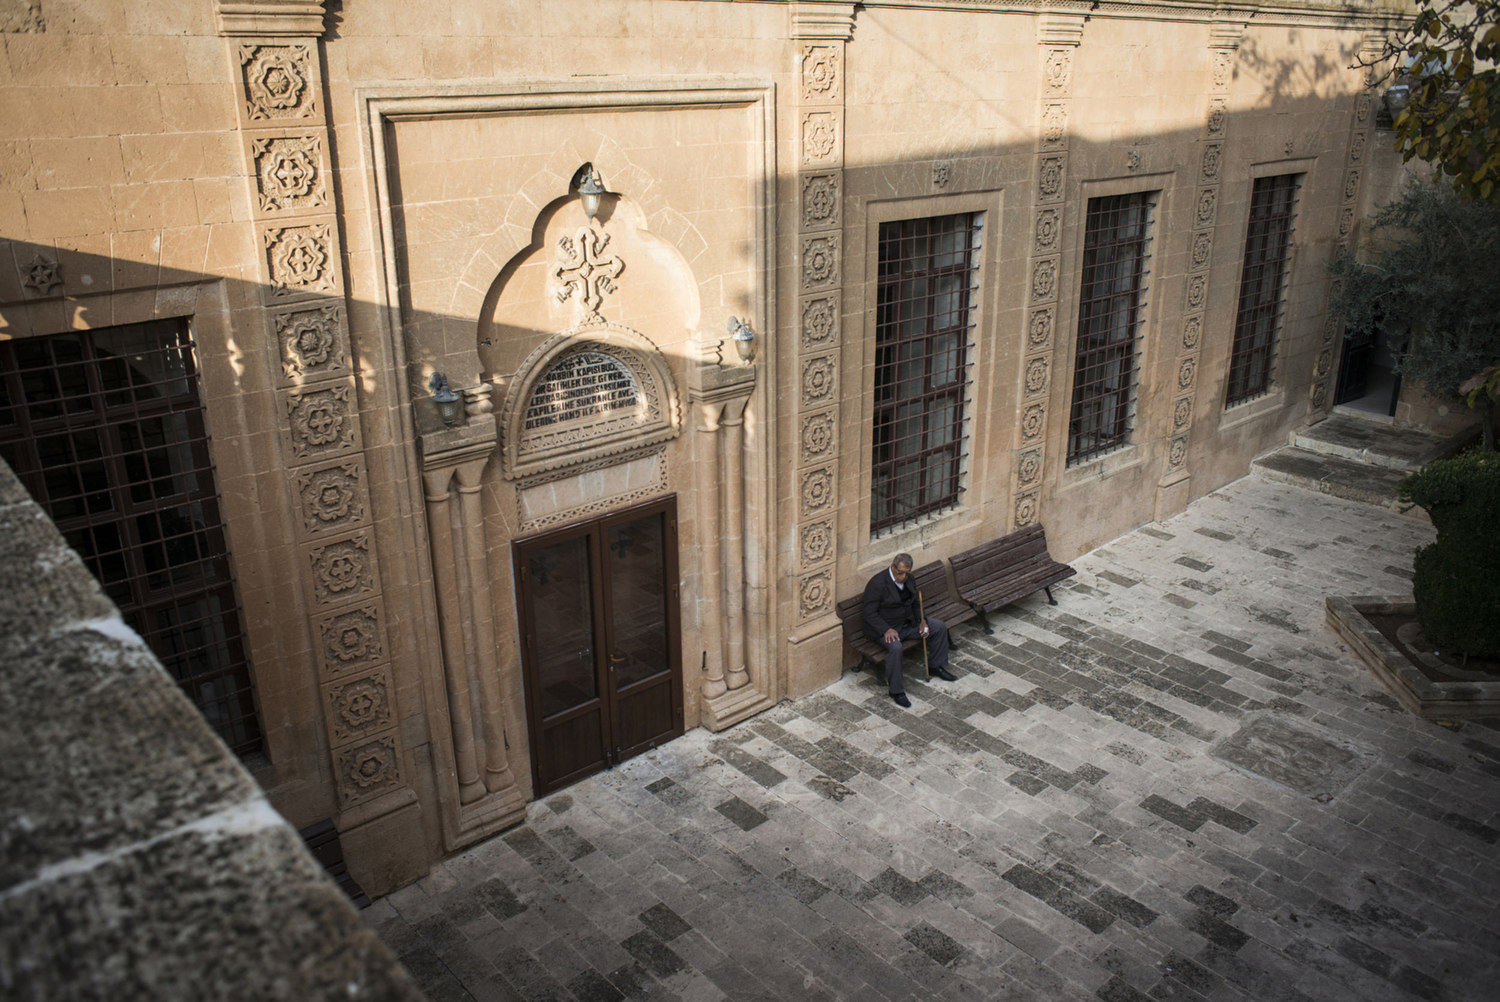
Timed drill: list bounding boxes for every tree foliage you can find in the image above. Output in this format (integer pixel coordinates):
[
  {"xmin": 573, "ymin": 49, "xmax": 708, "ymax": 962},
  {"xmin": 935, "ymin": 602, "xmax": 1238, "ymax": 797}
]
[
  {"xmin": 1382, "ymin": 0, "xmax": 1500, "ymax": 202},
  {"xmin": 1327, "ymin": 177, "xmax": 1500, "ymax": 449}
]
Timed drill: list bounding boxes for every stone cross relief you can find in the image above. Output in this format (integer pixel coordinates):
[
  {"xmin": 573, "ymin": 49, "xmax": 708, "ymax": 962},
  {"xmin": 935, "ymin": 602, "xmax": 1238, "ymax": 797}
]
[{"xmin": 553, "ymin": 226, "xmax": 624, "ymax": 321}]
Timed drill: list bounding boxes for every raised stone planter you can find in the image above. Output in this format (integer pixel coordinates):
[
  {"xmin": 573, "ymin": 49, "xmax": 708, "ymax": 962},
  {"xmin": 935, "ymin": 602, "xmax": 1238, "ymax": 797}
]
[{"xmin": 1326, "ymin": 596, "xmax": 1500, "ymax": 719}]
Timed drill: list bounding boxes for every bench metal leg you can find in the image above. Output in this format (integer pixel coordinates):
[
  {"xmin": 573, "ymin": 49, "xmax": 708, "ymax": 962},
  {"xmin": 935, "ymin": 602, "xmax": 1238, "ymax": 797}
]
[
  {"xmin": 1045, "ymin": 586, "xmax": 1057, "ymax": 606},
  {"xmin": 971, "ymin": 602, "xmax": 994, "ymax": 635}
]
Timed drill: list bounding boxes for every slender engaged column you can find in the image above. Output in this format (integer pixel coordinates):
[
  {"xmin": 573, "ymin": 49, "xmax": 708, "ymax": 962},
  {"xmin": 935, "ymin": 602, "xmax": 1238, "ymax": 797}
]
[
  {"xmin": 422, "ymin": 468, "xmax": 486, "ymax": 804},
  {"xmin": 455, "ymin": 463, "xmax": 517, "ymax": 794},
  {"xmin": 696, "ymin": 400, "xmax": 728, "ymax": 701},
  {"xmin": 721, "ymin": 396, "xmax": 749, "ymax": 691}
]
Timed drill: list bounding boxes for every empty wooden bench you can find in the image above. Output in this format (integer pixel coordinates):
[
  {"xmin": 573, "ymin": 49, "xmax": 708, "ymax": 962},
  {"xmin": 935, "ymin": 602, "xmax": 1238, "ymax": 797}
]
[
  {"xmin": 949, "ymin": 524, "xmax": 1075, "ymax": 634},
  {"xmin": 838, "ymin": 561, "xmax": 974, "ymax": 674}
]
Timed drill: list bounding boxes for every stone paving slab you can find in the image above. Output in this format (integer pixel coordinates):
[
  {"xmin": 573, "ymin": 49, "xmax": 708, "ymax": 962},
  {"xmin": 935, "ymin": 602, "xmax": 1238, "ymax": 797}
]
[{"xmin": 364, "ymin": 475, "xmax": 1500, "ymax": 1002}]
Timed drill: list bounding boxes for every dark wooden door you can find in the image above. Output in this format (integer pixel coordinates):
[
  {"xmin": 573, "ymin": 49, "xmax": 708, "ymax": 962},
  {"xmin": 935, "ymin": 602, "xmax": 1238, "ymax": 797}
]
[{"xmin": 513, "ymin": 496, "xmax": 683, "ymax": 796}]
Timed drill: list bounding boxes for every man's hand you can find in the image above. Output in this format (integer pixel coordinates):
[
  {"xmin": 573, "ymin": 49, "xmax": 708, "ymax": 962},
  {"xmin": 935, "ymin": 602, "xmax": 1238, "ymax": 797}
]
[
  {"xmin": 884, "ymin": 628, "xmax": 899, "ymax": 644},
  {"xmin": 919, "ymin": 619, "xmax": 929, "ymax": 638}
]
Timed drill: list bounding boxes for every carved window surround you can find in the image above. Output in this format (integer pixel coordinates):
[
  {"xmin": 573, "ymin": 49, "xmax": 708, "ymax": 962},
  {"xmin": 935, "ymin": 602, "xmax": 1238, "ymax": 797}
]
[{"xmin": 500, "ymin": 323, "xmax": 681, "ymax": 483}]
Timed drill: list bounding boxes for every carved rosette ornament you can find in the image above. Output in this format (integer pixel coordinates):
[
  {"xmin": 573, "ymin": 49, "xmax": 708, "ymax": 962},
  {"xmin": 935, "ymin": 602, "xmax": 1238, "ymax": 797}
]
[
  {"xmin": 801, "ymin": 410, "xmax": 835, "ymax": 462},
  {"xmin": 801, "ymin": 295, "xmax": 838, "ymax": 349},
  {"xmin": 1038, "ymin": 157, "xmax": 1065, "ymax": 201},
  {"xmin": 240, "ymin": 44, "xmax": 315, "ymax": 121},
  {"xmin": 1025, "ymin": 357, "xmax": 1050, "ymax": 396},
  {"xmin": 1017, "ymin": 449, "xmax": 1043, "ymax": 487},
  {"xmin": 1173, "ymin": 397, "xmax": 1192, "ymax": 431},
  {"xmin": 326, "ymin": 669, "xmax": 394, "ymax": 743},
  {"xmin": 1200, "ymin": 144, "xmax": 1222, "ymax": 184},
  {"xmin": 1183, "ymin": 316, "xmax": 1202, "ymax": 350},
  {"xmin": 1196, "ymin": 189, "xmax": 1218, "ymax": 227},
  {"xmin": 317, "ymin": 605, "xmax": 385, "ymax": 675},
  {"xmin": 1207, "ymin": 101, "xmax": 1227, "ymax": 137},
  {"xmin": 1029, "ymin": 307, "xmax": 1055, "ymax": 348},
  {"xmin": 1212, "ymin": 50, "xmax": 1233, "ymax": 89},
  {"xmin": 1178, "ymin": 358, "xmax": 1198, "ymax": 391},
  {"xmin": 801, "ymin": 173, "xmax": 840, "ymax": 230},
  {"xmin": 801, "ymin": 355, "xmax": 836, "ymax": 406},
  {"xmin": 802, "ymin": 45, "xmax": 840, "ymax": 102},
  {"xmin": 1042, "ymin": 104, "xmax": 1066, "ymax": 147},
  {"xmin": 1021, "ymin": 404, "xmax": 1046, "ymax": 442},
  {"xmin": 1168, "ymin": 435, "xmax": 1189, "ymax": 469},
  {"xmin": 798, "ymin": 570, "xmax": 833, "ymax": 621},
  {"xmin": 1311, "ymin": 381, "xmax": 1329, "ymax": 410},
  {"xmin": 296, "ymin": 460, "xmax": 368, "ymax": 536},
  {"xmin": 799, "ymin": 466, "xmax": 833, "ymax": 518},
  {"xmin": 253, "ymin": 135, "xmax": 325, "ymax": 212},
  {"xmin": 931, "ymin": 161, "xmax": 952, "ymax": 189},
  {"xmin": 1322, "ymin": 316, "xmax": 1341, "ymax": 345},
  {"xmin": 1190, "ymin": 232, "xmax": 1213, "ymax": 271},
  {"xmin": 1355, "ymin": 95, "xmax": 1373, "ymax": 125},
  {"xmin": 265, "ymin": 223, "xmax": 336, "ymax": 298},
  {"xmin": 285, "ymin": 382, "xmax": 358, "ymax": 460},
  {"xmin": 274, "ymin": 302, "xmax": 347, "ymax": 382},
  {"xmin": 1349, "ymin": 131, "xmax": 1366, "ymax": 164},
  {"xmin": 799, "ymin": 519, "xmax": 834, "ymax": 569},
  {"xmin": 22, "ymin": 254, "xmax": 61, "ymax": 295},
  {"xmin": 1035, "ymin": 209, "xmax": 1060, "ymax": 253},
  {"xmin": 1185, "ymin": 275, "xmax": 1207, "ymax": 312},
  {"xmin": 1015, "ymin": 492, "xmax": 1039, "ymax": 527},
  {"xmin": 802, "ymin": 111, "xmax": 839, "ymax": 165},
  {"xmin": 1314, "ymin": 349, "xmax": 1333, "ymax": 378},
  {"xmin": 309, "ymin": 533, "xmax": 377, "ymax": 606},
  {"xmin": 1338, "ymin": 207, "xmax": 1355, "ymax": 238},
  {"xmin": 1032, "ymin": 259, "xmax": 1058, "ymax": 301},
  {"xmin": 337, "ymin": 733, "xmax": 402, "ymax": 807},
  {"xmin": 1044, "ymin": 49, "xmax": 1071, "ymax": 90},
  {"xmin": 802, "ymin": 235, "xmax": 839, "ymax": 289}
]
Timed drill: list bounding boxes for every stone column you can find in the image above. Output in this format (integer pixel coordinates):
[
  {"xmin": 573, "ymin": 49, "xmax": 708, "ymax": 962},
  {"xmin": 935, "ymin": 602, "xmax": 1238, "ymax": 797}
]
[
  {"xmin": 695, "ymin": 398, "xmax": 729, "ymax": 702},
  {"xmin": 422, "ymin": 465, "xmax": 486, "ymax": 805},
  {"xmin": 720, "ymin": 394, "xmax": 750, "ymax": 691}
]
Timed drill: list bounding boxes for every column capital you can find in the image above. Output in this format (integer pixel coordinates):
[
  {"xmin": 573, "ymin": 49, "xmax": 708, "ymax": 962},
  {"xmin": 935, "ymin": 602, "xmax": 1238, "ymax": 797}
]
[
  {"xmin": 1037, "ymin": 11, "xmax": 1086, "ymax": 48},
  {"xmin": 790, "ymin": 1, "xmax": 857, "ymax": 41},
  {"xmin": 216, "ymin": 1, "xmax": 327, "ymax": 37}
]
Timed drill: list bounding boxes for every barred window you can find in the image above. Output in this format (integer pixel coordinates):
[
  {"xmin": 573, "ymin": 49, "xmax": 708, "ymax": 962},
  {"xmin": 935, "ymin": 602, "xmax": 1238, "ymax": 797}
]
[
  {"xmin": 871, "ymin": 212, "xmax": 980, "ymax": 534},
  {"xmin": 1226, "ymin": 174, "xmax": 1300, "ymax": 406},
  {"xmin": 0, "ymin": 320, "xmax": 263, "ymax": 757},
  {"xmin": 524, "ymin": 348, "xmax": 637, "ymax": 430},
  {"xmin": 1067, "ymin": 192, "xmax": 1155, "ymax": 465}
]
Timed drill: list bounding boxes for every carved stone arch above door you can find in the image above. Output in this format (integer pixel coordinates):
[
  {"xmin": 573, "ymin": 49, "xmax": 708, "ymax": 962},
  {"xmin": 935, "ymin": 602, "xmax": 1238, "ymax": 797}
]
[{"xmin": 499, "ymin": 321, "xmax": 681, "ymax": 481}]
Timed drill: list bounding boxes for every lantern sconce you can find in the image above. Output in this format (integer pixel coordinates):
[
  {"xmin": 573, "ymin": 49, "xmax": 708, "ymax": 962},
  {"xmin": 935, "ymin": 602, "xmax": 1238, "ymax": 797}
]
[
  {"xmin": 429, "ymin": 371, "xmax": 462, "ymax": 427},
  {"xmin": 572, "ymin": 162, "xmax": 608, "ymax": 222},
  {"xmin": 727, "ymin": 316, "xmax": 757, "ymax": 364}
]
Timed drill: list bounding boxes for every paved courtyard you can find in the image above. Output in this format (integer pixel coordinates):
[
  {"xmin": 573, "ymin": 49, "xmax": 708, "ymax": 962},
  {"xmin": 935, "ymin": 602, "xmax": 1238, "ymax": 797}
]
[{"xmin": 362, "ymin": 475, "xmax": 1500, "ymax": 1002}]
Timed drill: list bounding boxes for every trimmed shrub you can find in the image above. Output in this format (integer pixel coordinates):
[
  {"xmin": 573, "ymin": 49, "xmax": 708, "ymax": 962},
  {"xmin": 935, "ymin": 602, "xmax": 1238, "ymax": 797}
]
[{"xmin": 1398, "ymin": 450, "xmax": 1500, "ymax": 659}]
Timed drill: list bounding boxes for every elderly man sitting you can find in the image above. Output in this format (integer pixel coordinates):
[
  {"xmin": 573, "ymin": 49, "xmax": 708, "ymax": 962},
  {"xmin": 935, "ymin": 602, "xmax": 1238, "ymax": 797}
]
[{"xmin": 861, "ymin": 552, "xmax": 955, "ymax": 708}]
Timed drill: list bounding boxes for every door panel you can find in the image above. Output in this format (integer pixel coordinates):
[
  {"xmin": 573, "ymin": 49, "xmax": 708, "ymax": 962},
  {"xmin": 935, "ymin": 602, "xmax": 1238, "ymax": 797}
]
[{"xmin": 514, "ymin": 497, "xmax": 682, "ymax": 796}]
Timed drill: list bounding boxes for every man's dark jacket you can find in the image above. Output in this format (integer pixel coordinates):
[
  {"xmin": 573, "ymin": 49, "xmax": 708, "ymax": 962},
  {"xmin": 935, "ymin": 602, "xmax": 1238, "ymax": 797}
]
[{"xmin": 862, "ymin": 569, "xmax": 920, "ymax": 641}]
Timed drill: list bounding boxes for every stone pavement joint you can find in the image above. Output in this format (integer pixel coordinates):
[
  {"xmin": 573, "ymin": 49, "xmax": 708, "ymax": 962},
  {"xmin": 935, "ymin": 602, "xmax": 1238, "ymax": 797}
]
[{"xmin": 363, "ymin": 477, "xmax": 1500, "ymax": 1002}]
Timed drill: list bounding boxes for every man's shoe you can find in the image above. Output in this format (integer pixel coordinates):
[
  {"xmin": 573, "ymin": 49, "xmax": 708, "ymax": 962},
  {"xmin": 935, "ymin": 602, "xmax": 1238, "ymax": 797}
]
[
  {"xmin": 931, "ymin": 665, "xmax": 957, "ymax": 682},
  {"xmin": 891, "ymin": 692, "xmax": 911, "ymax": 708}
]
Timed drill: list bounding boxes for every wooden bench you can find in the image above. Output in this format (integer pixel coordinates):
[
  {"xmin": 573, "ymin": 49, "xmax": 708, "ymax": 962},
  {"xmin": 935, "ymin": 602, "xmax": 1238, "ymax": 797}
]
[
  {"xmin": 838, "ymin": 561, "xmax": 974, "ymax": 674},
  {"xmin": 949, "ymin": 524, "xmax": 1075, "ymax": 634}
]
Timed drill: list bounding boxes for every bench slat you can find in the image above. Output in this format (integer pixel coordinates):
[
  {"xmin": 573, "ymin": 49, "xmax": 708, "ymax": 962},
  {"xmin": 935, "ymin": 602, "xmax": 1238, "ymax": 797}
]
[{"xmin": 949, "ymin": 525, "xmax": 1075, "ymax": 632}]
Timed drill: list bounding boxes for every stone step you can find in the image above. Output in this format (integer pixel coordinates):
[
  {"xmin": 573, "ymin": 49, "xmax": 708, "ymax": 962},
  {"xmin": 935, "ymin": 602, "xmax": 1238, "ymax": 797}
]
[
  {"xmin": 1250, "ymin": 445, "xmax": 1426, "ymax": 518},
  {"xmin": 1290, "ymin": 412, "xmax": 1467, "ymax": 471}
]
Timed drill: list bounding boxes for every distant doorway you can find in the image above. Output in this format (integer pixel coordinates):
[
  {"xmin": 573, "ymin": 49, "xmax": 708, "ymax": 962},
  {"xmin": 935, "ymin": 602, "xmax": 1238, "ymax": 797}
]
[
  {"xmin": 1334, "ymin": 321, "xmax": 1402, "ymax": 418},
  {"xmin": 512, "ymin": 496, "xmax": 683, "ymax": 796}
]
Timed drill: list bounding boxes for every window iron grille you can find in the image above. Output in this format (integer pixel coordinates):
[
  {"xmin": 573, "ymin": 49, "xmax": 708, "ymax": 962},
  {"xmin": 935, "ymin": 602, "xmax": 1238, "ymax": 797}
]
[
  {"xmin": 0, "ymin": 320, "xmax": 263, "ymax": 758},
  {"xmin": 870, "ymin": 212, "xmax": 981, "ymax": 534},
  {"xmin": 1226, "ymin": 174, "xmax": 1301, "ymax": 406},
  {"xmin": 1067, "ymin": 191, "xmax": 1156, "ymax": 465}
]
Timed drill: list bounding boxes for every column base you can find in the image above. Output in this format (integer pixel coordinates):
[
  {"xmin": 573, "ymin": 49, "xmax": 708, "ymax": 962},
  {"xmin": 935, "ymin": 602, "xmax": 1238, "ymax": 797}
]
[
  {"xmin": 1154, "ymin": 469, "xmax": 1192, "ymax": 523},
  {"xmin": 701, "ymin": 683, "xmax": 775, "ymax": 731},
  {"xmin": 785, "ymin": 612, "xmax": 842, "ymax": 699}
]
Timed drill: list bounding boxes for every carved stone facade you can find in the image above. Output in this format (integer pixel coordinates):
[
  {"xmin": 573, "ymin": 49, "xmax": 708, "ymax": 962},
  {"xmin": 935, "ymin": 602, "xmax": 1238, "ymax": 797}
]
[{"xmin": 0, "ymin": 0, "xmax": 1422, "ymax": 899}]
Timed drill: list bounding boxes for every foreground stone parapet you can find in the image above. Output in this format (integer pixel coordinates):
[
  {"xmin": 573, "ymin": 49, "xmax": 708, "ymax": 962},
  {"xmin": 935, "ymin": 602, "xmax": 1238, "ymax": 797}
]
[
  {"xmin": 0, "ymin": 459, "xmax": 425, "ymax": 1002},
  {"xmin": 1326, "ymin": 596, "xmax": 1500, "ymax": 719}
]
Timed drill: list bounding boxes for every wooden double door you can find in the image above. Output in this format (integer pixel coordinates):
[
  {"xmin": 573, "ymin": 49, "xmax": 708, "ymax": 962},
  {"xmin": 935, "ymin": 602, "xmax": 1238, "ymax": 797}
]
[{"xmin": 513, "ymin": 497, "xmax": 684, "ymax": 796}]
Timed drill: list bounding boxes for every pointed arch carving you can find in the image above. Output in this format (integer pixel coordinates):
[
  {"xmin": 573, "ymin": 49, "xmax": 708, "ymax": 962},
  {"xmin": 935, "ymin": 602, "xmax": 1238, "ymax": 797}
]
[{"xmin": 500, "ymin": 321, "xmax": 681, "ymax": 481}]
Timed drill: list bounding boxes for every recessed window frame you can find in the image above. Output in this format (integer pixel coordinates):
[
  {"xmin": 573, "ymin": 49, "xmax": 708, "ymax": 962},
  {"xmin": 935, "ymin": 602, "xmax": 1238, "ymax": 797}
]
[
  {"xmin": 867, "ymin": 209, "xmax": 984, "ymax": 537},
  {"xmin": 1225, "ymin": 172, "xmax": 1302, "ymax": 408},
  {"xmin": 1066, "ymin": 189, "xmax": 1158, "ymax": 467},
  {"xmin": 0, "ymin": 319, "xmax": 264, "ymax": 758}
]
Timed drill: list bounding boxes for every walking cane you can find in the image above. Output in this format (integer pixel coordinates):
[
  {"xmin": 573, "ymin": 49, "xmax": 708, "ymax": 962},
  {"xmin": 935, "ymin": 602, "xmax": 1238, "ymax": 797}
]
[{"xmin": 918, "ymin": 588, "xmax": 930, "ymax": 681}]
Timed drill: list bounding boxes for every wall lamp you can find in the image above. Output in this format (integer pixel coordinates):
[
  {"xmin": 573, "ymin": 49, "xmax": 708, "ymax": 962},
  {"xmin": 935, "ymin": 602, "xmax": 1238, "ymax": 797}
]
[
  {"xmin": 727, "ymin": 316, "xmax": 757, "ymax": 363},
  {"xmin": 573, "ymin": 163, "xmax": 607, "ymax": 222},
  {"xmin": 429, "ymin": 372, "xmax": 461, "ymax": 427}
]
